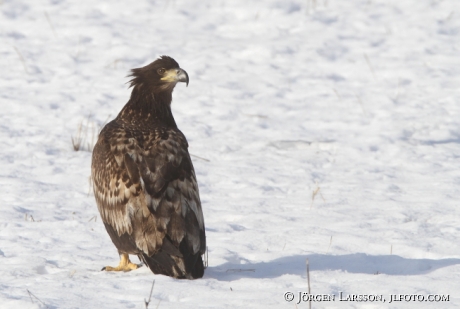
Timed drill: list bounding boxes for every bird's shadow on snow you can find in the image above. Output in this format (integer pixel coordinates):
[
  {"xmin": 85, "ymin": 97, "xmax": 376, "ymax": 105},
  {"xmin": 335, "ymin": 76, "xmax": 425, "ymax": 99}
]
[{"xmin": 205, "ymin": 253, "xmax": 460, "ymax": 281}]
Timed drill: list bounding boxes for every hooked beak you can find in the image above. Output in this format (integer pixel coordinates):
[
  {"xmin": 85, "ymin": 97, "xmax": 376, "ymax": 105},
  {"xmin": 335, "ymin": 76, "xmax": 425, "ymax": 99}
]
[
  {"xmin": 176, "ymin": 68, "xmax": 189, "ymax": 87},
  {"xmin": 161, "ymin": 68, "xmax": 189, "ymax": 87}
]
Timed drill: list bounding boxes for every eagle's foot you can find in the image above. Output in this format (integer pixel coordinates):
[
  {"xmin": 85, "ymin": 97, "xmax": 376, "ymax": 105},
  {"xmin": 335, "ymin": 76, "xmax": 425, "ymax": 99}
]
[{"xmin": 102, "ymin": 253, "xmax": 139, "ymax": 272}]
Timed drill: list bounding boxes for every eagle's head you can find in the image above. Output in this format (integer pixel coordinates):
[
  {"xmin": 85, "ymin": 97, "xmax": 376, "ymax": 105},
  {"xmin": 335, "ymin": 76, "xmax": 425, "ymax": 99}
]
[{"xmin": 129, "ymin": 56, "xmax": 189, "ymax": 94}]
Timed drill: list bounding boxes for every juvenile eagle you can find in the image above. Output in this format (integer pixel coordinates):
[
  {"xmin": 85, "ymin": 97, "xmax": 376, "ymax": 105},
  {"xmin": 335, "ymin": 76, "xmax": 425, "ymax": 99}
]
[{"xmin": 91, "ymin": 56, "xmax": 206, "ymax": 279}]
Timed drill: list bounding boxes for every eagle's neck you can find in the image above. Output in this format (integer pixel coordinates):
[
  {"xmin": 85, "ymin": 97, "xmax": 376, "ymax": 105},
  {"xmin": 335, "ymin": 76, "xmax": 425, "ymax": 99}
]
[{"xmin": 118, "ymin": 88, "xmax": 177, "ymax": 128}]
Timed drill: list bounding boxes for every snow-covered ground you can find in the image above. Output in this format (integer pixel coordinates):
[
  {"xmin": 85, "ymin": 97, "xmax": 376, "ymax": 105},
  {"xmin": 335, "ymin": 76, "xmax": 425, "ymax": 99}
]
[{"xmin": 1, "ymin": 0, "xmax": 460, "ymax": 308}]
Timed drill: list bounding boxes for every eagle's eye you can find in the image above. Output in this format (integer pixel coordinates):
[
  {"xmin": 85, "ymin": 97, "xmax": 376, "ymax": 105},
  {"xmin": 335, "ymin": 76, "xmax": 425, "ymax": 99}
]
[{"xmin": 157, "ymin": 68, "xmax": 166, "ymax": 75}]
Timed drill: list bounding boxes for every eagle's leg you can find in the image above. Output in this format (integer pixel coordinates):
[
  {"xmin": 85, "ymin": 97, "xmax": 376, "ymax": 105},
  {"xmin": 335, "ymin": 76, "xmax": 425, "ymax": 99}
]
[{"xmin": 102, "ymin": 253, "xmax": 139, "ymax": 272}]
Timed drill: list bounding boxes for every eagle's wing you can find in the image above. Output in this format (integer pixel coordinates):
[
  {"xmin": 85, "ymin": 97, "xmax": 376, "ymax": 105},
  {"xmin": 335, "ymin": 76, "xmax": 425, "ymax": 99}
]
[
  {"xmin": 92, "ymin": 123, "xmax": 205, "ymax": 258},
  {"xmin": 92, "ymin": 124, "xmax": 142, "ymax": 237},
  {"xmin": 134, "ymin": 128, "xmax": 206, "ymax": 257}
]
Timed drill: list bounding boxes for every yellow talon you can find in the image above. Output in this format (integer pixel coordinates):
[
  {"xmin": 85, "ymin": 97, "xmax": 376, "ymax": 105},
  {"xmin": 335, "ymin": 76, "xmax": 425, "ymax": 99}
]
[{"xmin": 102, "ymin": 253, "xmax": 139, "ymax": 272}]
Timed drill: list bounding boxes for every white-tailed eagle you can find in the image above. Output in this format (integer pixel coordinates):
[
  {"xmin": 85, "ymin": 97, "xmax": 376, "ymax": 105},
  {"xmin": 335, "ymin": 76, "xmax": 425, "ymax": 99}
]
[{"xmin": 91, "ymin": 56, "xmax": 206, "ymax": 279}]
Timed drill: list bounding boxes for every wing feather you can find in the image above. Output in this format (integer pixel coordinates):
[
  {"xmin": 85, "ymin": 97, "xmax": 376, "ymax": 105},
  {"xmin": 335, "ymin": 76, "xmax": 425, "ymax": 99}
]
[{"xmin": 92, "ymin": 123, "xmax": 205, "ymax": 257}]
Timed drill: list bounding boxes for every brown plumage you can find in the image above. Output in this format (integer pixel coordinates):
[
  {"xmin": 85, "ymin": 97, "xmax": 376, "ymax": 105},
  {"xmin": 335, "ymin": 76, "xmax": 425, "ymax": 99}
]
[{"xmin": 91, "ymin": 56, "xmax": 206, "ymax": 279}]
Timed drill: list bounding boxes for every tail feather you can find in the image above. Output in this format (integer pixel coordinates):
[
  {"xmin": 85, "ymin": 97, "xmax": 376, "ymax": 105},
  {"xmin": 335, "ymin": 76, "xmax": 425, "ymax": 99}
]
[
  {"xmin": 189, "ymin": 254, "xmax": 205, "ymax": 279},
  {"xmin": 140, "ymin": 238, "xmax": 204, "ymax": 279}
]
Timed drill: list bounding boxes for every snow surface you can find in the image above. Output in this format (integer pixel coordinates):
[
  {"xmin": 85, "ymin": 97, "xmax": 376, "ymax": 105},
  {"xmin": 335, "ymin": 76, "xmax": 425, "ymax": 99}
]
[{"xmin": 1, "ymin": 0, "xmax": 460, "ymax": 308}]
